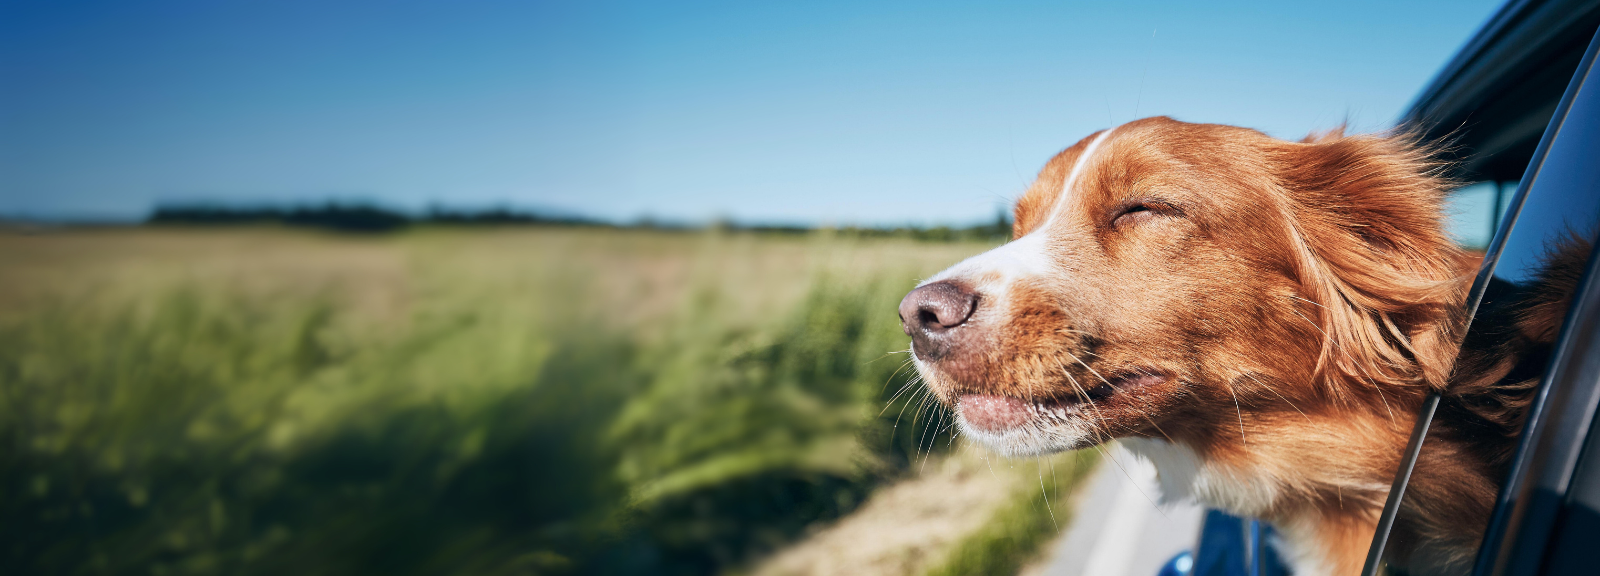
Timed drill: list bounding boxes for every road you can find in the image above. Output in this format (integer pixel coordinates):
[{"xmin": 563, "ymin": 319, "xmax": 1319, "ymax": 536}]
[{"xmin": 1028, "ymin": 444, "xmax": 1206, "ymax": 576}]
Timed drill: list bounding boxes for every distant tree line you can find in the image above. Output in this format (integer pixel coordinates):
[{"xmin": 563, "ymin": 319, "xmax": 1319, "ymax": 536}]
[
  {"xmin": 147, "ymin": 202, "xmax": 1012, "ymax": 241},
  {"xmin": 147, "ymin": 203, "xmax": 600, "ymax": 233}
]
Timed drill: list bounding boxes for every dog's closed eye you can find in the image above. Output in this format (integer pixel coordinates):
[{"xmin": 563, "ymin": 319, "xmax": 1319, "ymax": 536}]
[{"xmin": 1110, "ymin": 200, "xmax": 1179, "ymax": 227}]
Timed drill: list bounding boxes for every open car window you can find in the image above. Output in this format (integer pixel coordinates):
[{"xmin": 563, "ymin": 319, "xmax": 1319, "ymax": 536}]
[{"xmin": 1367, "ymin": 19, "xmax": 1600, "ymax": 576}]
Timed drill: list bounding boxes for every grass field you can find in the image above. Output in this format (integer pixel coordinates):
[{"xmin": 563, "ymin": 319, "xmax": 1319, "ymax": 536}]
[{"xmin": 0, "ymin": 226, "xmax": 1089, "ymax": 575}]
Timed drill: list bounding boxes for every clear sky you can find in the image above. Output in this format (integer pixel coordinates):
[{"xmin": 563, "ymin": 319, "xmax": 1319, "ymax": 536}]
[{"xmin": 1, "ymin": 0, "xmax": 1504, "ymax": 225}]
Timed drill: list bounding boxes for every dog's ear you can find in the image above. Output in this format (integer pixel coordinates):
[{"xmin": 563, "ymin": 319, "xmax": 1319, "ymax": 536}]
[{"xmin": 1274, "ymin": 131, "xmax": 1470, "ymax": 403}]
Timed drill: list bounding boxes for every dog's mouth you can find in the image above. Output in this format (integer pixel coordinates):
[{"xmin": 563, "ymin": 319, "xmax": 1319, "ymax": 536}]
[{"xmin": 955, "ymin": 372, "xmax": 1166, "ymax": 433}]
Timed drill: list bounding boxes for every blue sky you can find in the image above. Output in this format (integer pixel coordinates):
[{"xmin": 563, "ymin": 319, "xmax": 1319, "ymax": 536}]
[{"xmin": 1, "ymin": 0, "xmax": 1503, "ymax": 225}]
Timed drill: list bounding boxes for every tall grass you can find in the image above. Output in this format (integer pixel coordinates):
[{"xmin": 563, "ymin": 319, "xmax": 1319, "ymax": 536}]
[{"xmin": 0, "ymin": 227, "xmax": 993, "ymax": 575}]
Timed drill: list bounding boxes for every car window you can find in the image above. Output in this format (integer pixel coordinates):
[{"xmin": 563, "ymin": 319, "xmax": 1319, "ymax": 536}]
[
  {"xmin": 1369, "ymin": 26, "xmax": 1600, "ymax": 576},
  {"xmin": 1445, "ymin": 181, "xmax": 1518, "ymax": 250}
]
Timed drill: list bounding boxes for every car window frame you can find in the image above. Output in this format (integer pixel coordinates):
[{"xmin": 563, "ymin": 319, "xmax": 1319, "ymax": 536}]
[
  {"xmin": 1469, "ymin": 26, "xmax": 1600, "ymax": 576},
  {"xmin": 1359, "ymin": 25, "xmax": 1600, "ymax": 576}
]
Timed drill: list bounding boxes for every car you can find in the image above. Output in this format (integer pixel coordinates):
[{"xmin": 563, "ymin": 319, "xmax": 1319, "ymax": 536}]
[{"xmin": 1174, "ymin": 1, "xmax": 1600, "ymax": 575}]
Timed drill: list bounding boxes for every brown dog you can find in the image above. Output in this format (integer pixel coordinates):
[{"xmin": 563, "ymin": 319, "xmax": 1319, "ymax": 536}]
[{"xmin": 898, "ymin": 117, "xmax": 1508, "ymax": 576}]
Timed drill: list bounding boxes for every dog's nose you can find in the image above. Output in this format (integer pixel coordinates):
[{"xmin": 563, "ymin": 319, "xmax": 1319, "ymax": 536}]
[{"xmin": 899, "ymin": 281, "xmax": 978, "ymax": 338}]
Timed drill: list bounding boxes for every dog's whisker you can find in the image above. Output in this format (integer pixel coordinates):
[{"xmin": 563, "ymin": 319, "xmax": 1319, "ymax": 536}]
[
  {"xmin": 865, "ymin": 348, "xmax": 912, "ymax": 367},
  {"xmin": 879, "ymin": 377, "xmax": 923, "ymax": 416},
  {"xmin": 1287, "ymin": 306, "xmax": 1329, "ymax": 338},
  {"xmin": 881, "ymin": 365, "xmax": 919, "ymax": 396},
  {"xmin": 878, "ymin": 356, "xmax": 917, "ymax": 396},
  {"xmin": 1367, "ymin": 374, "xmax": 1397, "ymax": 423},
  {"xmin": 1095, "ymin": 443, "xmax": 1167, "ymax": 516},
  {"xmin": 1054, "ymin": 357, "xmax": 1111, "ymax": 436},
  {"xmin": 1225, "ymin": 381, "xmax": 1249, "ymax": 448},
  {"xmin": 917, "ymin": 402, "xmax": 951, "ymax": 473},
  {"xmin": 1037, "ymin": 457, "xmax": 1059, "ymax": 531},
  {"xmin": 914, "ymin": 393, "xmax": 941, "ymax": 456},
  {"xmin": 911, "ymin": 398, "xmax": 932, "ymax": 458},
  {"xmin": 1136, "ymin": 402, "xmax": 1176, "ymax": 444},
  {"xmin": 913, "ymin": 389, "xmax": 935, "ymax": 428},
  {"xmin": 1061, "ymin": 352, "xmax": 1117, "ymax": 435},
  {"xmin": 1285, "ymin": 293, "xmax": 1328, "ymax": 310},
  {"xmin": 890, "ymin": 381, "xmax": 926, "ymax": 434},
  {"xmin": 1243, "ymin": 371, "xmax": 1314, "ymax": 424},
  {"xmin": 1064, "ymin": 349, "xmax": 1116, "ymax": 389}
]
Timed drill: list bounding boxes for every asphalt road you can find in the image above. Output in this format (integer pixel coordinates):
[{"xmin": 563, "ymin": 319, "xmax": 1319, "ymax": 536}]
[{"xmin": 1031, "ymin": 444, "xmax": 1206, "ymax": 576}]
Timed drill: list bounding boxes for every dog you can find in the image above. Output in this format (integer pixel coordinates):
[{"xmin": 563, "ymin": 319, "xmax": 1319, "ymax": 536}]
[{"xmin": 897, "ymin": 116, "xmax": 1558, "ymax": 576}]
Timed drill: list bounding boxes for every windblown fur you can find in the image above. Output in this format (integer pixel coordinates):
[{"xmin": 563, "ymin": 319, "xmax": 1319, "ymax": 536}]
[{"xmin": 902, "ymin": 117, "xmax": 1553, "ymax": 576}]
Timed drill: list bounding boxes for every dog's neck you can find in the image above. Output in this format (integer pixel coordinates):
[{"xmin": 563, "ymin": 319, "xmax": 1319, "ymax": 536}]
[{"xmin": 1121, "ymin": 261, "xmax": 1493, "ymax": 576}]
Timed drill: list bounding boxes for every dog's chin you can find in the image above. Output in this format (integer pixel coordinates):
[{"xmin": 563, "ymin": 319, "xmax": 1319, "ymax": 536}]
[
  {"xmin": 953, "ymin": 394, "xmax": 1100, "ymax": 457},
  {"xmin": 956, "ymin": 415, "xmax": 1097, "ymax": 457}
]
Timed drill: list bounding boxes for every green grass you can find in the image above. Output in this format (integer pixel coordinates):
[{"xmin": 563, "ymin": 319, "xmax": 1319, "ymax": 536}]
[{"xmin": 0, "ymin": 227, "xmax": 1001, "ymax": 575}]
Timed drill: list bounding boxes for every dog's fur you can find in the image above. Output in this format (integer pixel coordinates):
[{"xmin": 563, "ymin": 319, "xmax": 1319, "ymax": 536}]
[{"xmin": 903, "ymin": 117, "xmax": 1565, "ymax": 575}]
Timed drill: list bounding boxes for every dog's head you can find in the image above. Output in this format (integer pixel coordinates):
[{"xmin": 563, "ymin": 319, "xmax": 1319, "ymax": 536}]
[{"xmin": 901, "ymin": 117, "xmax": 1466, "ymax": 457}]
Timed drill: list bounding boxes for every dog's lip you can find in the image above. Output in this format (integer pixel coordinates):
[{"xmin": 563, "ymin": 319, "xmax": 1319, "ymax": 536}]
[{"xmin": 955, "ymin": 372, "xmax": 1167, "ymax": 432}]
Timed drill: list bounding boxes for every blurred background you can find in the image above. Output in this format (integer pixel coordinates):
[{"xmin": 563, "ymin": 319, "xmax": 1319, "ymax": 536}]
[{"xmin": 1, "ymin": 1, "xmax": 1503, "ymax": 574}]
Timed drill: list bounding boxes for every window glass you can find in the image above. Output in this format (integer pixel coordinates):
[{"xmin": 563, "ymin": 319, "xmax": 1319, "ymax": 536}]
[
  {"xmin": 1445, "ymin": 181, "xmax": 1498, "ymax": 249},
  {"xmin": 1444, "ymin": 181, "xmax": 1519, "ymax": 251}
]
